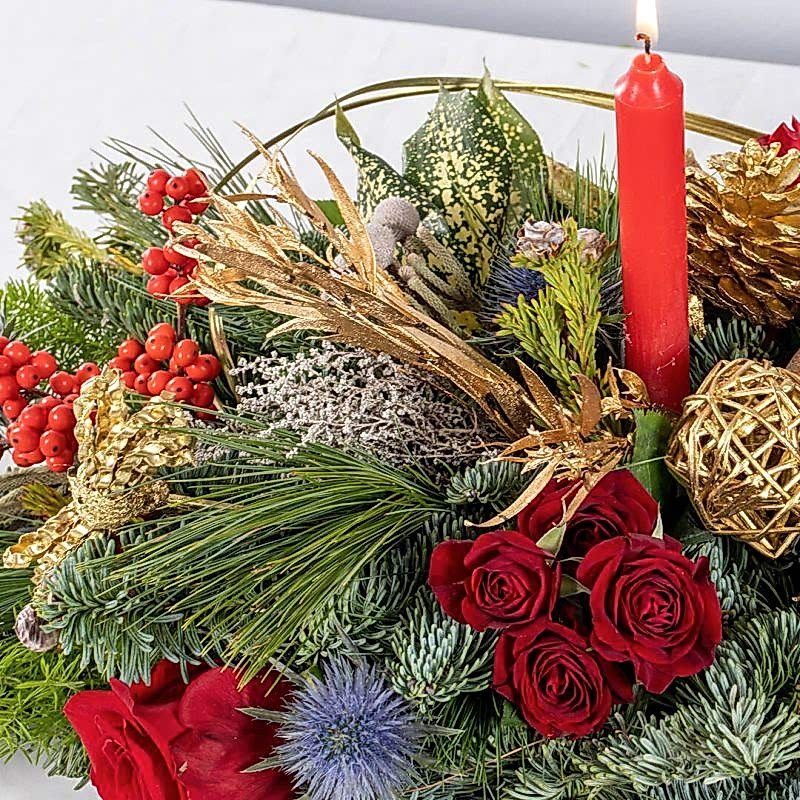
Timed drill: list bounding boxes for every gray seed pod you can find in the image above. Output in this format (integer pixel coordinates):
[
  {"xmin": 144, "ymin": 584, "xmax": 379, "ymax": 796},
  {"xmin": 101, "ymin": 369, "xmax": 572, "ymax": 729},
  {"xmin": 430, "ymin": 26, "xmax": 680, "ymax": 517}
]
[
  {"xmin": 366, "ymin": 221, "xmax": 400, "ymax": 268},
  {"xmin": 371, "ymin": 197, "xmax": 421, "ymax": 240},
  {"xmin": 15, "ymin": 604, "xmax": 59, "ymax": 652}
]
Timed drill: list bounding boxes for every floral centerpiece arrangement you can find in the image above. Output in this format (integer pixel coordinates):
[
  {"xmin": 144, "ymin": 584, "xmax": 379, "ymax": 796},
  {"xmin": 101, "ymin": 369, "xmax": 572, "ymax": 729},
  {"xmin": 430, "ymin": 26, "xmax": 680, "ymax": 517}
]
[{"xmin": 0, "ymin": 69, "xmax": 799, "ymax": 800}]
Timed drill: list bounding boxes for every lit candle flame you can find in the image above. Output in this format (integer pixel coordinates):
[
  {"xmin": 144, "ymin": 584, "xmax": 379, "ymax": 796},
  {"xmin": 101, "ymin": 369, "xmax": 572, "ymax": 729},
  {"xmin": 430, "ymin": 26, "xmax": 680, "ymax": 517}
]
[{"xmin": 636, "ymin": 0, "xmax": 659, "ymax": 45}]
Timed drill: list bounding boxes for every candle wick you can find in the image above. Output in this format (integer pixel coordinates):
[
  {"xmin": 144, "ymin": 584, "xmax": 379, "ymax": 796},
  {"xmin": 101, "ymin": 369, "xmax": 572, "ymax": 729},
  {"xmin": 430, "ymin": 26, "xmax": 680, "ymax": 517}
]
[{"xmin": 635, "ymin": 32, "xmax": 652, "ymax": 57}]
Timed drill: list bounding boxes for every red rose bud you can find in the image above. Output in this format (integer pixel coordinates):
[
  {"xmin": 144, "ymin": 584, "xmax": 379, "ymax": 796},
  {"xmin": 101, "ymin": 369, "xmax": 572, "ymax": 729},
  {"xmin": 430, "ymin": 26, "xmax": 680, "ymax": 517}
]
[
  {"xmin": 492, "ymin": 619, "xmax": 634, "ymax": 738},
  {"xmin": 576, "ymin": 534, "xmax": 723, "ymax": 694},
  {"xmin": 428, "ymin": 530, "xmax": 561, "ymax": 631},
  {"xmin": 518, "ymin": 470, "xmax": 658, "ymax": 562}
]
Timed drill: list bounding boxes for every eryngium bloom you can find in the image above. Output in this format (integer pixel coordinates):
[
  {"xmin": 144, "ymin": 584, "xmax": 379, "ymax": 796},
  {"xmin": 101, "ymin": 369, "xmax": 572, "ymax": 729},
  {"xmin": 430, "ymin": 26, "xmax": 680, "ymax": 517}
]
[{"xmin": 275, "ymin": 660, "xmax": 422, "ymax": 800}]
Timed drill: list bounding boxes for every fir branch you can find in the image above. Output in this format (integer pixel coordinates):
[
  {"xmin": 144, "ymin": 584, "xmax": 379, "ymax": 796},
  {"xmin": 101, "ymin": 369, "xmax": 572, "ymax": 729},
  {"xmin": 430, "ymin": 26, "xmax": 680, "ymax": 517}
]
[{"xmin": 114, "ymin": 429, "xmax": 448, "ymax": 682}]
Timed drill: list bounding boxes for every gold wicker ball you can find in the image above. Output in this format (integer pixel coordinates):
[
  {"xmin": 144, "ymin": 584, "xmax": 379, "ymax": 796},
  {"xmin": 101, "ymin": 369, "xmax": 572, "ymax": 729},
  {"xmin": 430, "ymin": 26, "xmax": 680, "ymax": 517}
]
[{"xmin": 666, "ymin": 358, "xmax": 800, "ymax": 559}]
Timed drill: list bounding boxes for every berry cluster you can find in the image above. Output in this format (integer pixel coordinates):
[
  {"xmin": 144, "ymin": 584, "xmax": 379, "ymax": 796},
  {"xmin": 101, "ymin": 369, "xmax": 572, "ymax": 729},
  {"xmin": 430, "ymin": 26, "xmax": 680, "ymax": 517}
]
[
  {"xmin": 109, "ymin": 323, "xmax": 219, "ymax": 417},
  {"xmin": 138, "ymin": 168, "xmax": 210, "ymax": 307},
  {"xmin": 0, "ymin": 338, "xmax": 99, "ymax": 472}
]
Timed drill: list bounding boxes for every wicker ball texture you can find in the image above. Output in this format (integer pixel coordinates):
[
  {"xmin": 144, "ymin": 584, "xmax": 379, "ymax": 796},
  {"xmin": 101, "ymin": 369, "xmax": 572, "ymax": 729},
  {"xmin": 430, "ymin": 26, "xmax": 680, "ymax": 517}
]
[{"xmin": 666, "ymin": 358, "xmax": 800, "ymax": 559}]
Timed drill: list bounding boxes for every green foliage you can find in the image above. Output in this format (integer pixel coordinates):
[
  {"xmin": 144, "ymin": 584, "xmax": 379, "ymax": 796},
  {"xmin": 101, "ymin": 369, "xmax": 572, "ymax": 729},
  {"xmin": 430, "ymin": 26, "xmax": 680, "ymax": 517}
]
[
  {"xmin": 445, "ymin": 460, "xmax": 525, "ymax": 514},
  {"xmin": 296, "ymin": 532, "xmax": 432, "ymax": 663},
  {"xmin": 629, "ymin": 410, "xmax": 675, "ymax": 505},
  {"xmin": 37, "ymin": 534, "xmax": 209, "ymax": 684},
  {"xmin": 113, "ymin": 429, "xmax": 448, "ymax": 681},
  {"xmin": 0, "ymin": 638, "xmax": 97, "ymax": 781},
  {"xmin": 0, "ymin": 278, "xmax": 118, "ymax": 371},
  {"xmin": 495, "ymin": 220, "xmax": 606, "ymax": 396},
  {"xmin": 690, "ymin": 317, "xmax": 777, "ymax": 390},
  {"xmin": 388, "ymin": 591, "xmax": 497, "ymax": 712}
]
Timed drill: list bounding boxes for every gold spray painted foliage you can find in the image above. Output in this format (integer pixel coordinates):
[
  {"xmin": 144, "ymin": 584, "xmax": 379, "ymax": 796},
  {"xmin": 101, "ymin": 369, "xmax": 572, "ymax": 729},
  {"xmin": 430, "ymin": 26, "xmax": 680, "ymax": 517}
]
[{"xmin": 3, "ymin": 369, "xmax": 194, "ymax": 586}]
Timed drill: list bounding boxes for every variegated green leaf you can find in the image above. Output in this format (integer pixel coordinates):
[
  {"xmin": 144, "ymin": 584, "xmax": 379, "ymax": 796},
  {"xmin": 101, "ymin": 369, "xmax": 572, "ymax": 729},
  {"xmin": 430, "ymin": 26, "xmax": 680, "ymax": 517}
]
[
  {"xmin": 402, "ymin": 88, "xmax": 512, "ymax": 284},
  {"xmin": 477, "ymin": 68, "xmax": 548, "ymax": 232},
  {"xmin": 335, "ymin": 105, "xmax": 436, "ymax": 221}
]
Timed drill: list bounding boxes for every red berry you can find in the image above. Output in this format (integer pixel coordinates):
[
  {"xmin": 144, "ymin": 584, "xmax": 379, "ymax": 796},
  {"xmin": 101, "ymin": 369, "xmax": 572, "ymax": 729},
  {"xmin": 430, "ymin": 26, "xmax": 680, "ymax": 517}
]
[
  {"xmin": 147, "ymin": 169, "xmax": 170, "ymax": 195},
  {"xmin": 0, "ymin": 375, "xmax": 20, "ymax": 402},
  {"xmin": 40, "ymin": 430, "xmax": 68, "ymax": 458},
  {"xmin": 134, "ymin": 353, "xmax": 159, "ymax": 375},
  {"xmin": 108, "ymin": 356, "xmax": 132, "ymax": 372},
  {"xmin": 147, "ymin": 370, "xmax": 173, "ymax": 395},
  {"xmin": 142, "ymin": 247, "xmax": 169, "ymax": 276},
  {"xmin": 21, "ymin": 448, "xmax": 45, "ymax": 466},
  {"xmin": 63, "ymin": 393, "xmax": 79, "ymax": 404},
  {"xmin": 38, "ymin": 395, "xmax": 60, "ymax": 411},
  {"xmin": 162, "ymin": 205, "xmax": 192, "ymax": 232},
  {"xmin": 145, "ymin": 334, "xmax": 174, "ymax": 361},
  {"xmin": 48, "ymin": 403, "xmax": 76, "ymax": 431},
  {"xmin": 29, "ymin": 351, "xmax": 57, "ymax": 379},
  {"xmin": 49, "ymin": 371, "xmax": 76, "ymax": 396},
  {"xmin": 0, "ymin": 336, "xmax": 9, "ymax": 351},
  {"xmin": 169, "ymin": 275, "xmax": 191, "ymax": 304},
  {"xmin": 0, "ymin": 356, "xmax": 13, "ymax": 376},
  {"xmin": 138, "ymin": 191, "xmax": 164, "ymax": 216},
  {"xmin": 121, "ymin": 370, "xmax": 137, "ymax": 389},
  {"xmin": 185, "ymin": 354, "xmax": 221, "ymax": 382},
  {"xmin": 45, "ymin": 456, "xmax": 71, "ymax": 473},
  {"xmin": 191, "ymin": 382, "xmax": 215, "ymax": 408},
  {"xmin": 15, "ymin": 365, "xmax": 41, "ymax": 390},
  {"xmin": 19, "ymin": 404, "xmax": 48, "ymax": 430},
  {"xmin": 3, "ymin": 341, "xmax": 31, "ymax": 366},
  {"xmin": 3, "ymin": 397, "xmax": 27, "ymax": 420},
  {"xmin": 162, "ymin": 244, "xmax": 189, "ymax": 266},
  {"xmin": 118, "ymin": 338, "xmax": 145, "ymax": 360},
  {"xmin": 165, "ymin": 175, "xmax": 189, "ymax": 201},
  {"xmin": 184, "ymin": 199, "xmax": 209, "ymax": 215},
  {"xmin": 133, "ymin": 373, "xmax": 151, "ymax": 395},
  {"xmin": 184, "ymin": 168, "xmax": 207, "ymax": 198},
  {"xmin": 148, "ymin": 323, "xmax": 176, "ymax": 341},
  {"xmin": 9, "ymin": 425, "xmax": 40, "ymax": 453},
  {"xmin": 13, "ymin": 450, "xmax": 34, "ymax": 468},
  {"xmin": 173, "ymin": 339, "xmax": 200, "ymax": 367},
  {"xmin": 168, "ymin": 355, "xmax": 181, "ymax": 374},
  {"xmin": 165, "ymin": 376, "xmax": 193, "ymax": 401},
  {"xmin": 75, "ymin": 362, "xmax": 101, "ymax": 384},
  {"xmin": 147, "ymin": 273, "xmax": 173, "ymax": 298}
]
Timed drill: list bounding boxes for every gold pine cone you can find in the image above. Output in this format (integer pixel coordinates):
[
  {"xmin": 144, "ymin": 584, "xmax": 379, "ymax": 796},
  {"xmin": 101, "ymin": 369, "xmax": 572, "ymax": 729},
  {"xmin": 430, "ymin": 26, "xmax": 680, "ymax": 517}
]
[{"xmin": 686, "ymin": 140, "xmax": 800, "ymax": 326}]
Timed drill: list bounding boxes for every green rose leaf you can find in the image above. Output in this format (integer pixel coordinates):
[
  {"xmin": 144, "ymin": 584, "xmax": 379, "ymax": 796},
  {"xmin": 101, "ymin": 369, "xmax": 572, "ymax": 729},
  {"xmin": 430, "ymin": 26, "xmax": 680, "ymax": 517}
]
[{"xmin": 629, "ymin": 409, "xmax": 675, "ymax": 505}]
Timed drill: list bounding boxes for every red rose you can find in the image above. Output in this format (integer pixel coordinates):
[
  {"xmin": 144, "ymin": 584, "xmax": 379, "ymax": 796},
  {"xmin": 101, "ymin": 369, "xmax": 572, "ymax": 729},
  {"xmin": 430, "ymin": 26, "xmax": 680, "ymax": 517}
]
[
  {"xmin": 428, "ymin": 530, "xmax": 561, "ymax": 630},
  {"xmin": 577, "ymin": 534, "xmax": 723, "ymax": 693},
  {"xmin": 64, "ymin": 661, "xmax": 295, "ymax": 800},
  {"xmin": 493, "ymin": 619, "xmax": 633, "ymax": 738},
  {"xmin": 170, "ymin": 668, "xmax": 295, "ymax": 800},
  {"xmin": 517, "ymin": 470, "xmax": 658, "ymax": 560}
]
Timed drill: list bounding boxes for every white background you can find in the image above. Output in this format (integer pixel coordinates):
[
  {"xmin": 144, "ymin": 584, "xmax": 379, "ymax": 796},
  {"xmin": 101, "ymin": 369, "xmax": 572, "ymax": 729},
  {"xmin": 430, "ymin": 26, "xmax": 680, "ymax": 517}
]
[{"xmin": 2, "ymin": 0, "xmax": 800, "ymax": 797}]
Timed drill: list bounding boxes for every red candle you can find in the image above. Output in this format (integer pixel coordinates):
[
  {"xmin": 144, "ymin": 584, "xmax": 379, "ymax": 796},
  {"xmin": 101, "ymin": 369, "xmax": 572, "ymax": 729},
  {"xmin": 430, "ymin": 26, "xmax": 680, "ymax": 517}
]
[{"xmin": 615, "ymin": 2, "xmax": 689, "ymax": 412}]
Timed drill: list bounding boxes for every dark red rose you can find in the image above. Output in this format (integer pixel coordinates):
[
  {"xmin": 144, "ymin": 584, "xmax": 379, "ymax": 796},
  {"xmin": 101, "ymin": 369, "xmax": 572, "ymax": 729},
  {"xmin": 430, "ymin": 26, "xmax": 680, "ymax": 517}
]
[
  {"xmin": 493, "ymin": 619, "xmax": 633, "ymax": 738},
  {"xmin": 517, "ymin": 470, "xmax": 658, "ymax": 560},
  {"xmin": 428, "ymin": 530, "xmax": 561, "ymax": 631},
  {"xmin": 64, "ymin": 661, "xmax": 295, "ymax": 800},
  {"xmin": 170, "ymin": 668, "xmax": 295, "ymax": 800},
  {"xmin": 577, "ymin": 534, "xmax": 723, "ymax": 693},
  {"xmin": 758, "ymin": 117, "xmax": 800, "ymax": 155}
]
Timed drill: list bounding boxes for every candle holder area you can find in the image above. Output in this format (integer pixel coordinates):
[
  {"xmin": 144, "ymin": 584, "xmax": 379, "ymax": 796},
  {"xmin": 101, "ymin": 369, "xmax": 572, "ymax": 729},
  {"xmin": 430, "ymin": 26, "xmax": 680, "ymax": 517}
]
[{"xmin": 2, "ymin": 68, "xmax": 800, "ymax": 800}]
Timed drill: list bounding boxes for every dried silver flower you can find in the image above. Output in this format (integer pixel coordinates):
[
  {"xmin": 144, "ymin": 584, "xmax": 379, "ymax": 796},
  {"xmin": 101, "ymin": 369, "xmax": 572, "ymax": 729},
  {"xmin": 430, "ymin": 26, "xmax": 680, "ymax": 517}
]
[{"xmin": 15, "ymin": 603, "xmax": 59, "ymax": 652}]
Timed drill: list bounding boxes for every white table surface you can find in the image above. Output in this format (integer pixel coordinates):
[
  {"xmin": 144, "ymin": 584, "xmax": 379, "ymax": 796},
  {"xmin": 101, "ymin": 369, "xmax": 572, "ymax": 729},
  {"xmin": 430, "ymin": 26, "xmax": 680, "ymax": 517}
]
[{"xmin": 2, "ymin": 1, "xmax": 800, "ymax": 797}]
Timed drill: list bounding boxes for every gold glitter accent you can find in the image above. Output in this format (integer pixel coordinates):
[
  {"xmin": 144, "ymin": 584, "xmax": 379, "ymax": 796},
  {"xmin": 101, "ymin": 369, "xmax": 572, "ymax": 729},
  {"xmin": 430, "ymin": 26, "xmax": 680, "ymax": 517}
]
[{"xmin": 3, "ymin": 369, "xmax": 194, "ymax": 584}]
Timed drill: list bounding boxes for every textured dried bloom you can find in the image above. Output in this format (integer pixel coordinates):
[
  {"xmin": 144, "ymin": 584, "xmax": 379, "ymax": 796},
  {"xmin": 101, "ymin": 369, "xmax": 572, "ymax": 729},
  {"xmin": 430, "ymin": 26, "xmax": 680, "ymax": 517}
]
[
  {"xmin": 371, "ymin": 197, "xmax": 421, "ymax": 239},
  {"xmin": 516, "ymin": 219, "xmax": 608, "ymax": 263},
  {"xmin": 15, "ymin": 603, "xmax": 59, "ymax": 652},
  {"xmin": 222, "ymin": 342, "xmax": 492, "ymax": 470},
  {"xmin": 274, "ymin": 659, "xmax": 422, "ymax": 800}
]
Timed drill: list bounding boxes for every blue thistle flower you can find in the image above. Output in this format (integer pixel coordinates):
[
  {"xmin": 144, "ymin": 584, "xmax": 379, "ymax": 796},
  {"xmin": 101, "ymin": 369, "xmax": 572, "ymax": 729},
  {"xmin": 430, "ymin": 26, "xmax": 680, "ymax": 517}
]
[
  {"xmin": 481, "ymin": 257, "xmax": 547, "ymax": 323},
  {"xmin": 275, "ymin": 659, "xmax": 423, "ymax": 800}
]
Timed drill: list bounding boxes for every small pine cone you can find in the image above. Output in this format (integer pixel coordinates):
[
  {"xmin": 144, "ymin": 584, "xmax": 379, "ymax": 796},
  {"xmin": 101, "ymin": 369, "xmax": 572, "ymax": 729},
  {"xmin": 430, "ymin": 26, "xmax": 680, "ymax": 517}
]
[
  {"xmin": 686, "ymin": 141, "xmax": 800, "ymax": 326},
  {"xmin": 15, "ymin": 604, "xmax": 59, "ymax": 652},
  {"xmin": 517, "ymin": 219, "xmax": 608, "ymax": 262},
  {"xmin": 371, "ymin": 197, "xmax": 421, "ymax": 240},
  {"xmin": 516, "ymin": 220, "xmax": 566, "ymax": 259}
]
